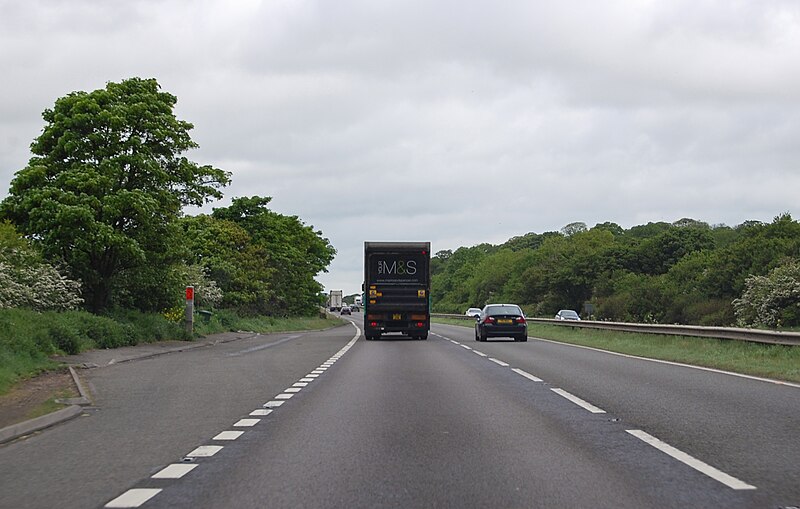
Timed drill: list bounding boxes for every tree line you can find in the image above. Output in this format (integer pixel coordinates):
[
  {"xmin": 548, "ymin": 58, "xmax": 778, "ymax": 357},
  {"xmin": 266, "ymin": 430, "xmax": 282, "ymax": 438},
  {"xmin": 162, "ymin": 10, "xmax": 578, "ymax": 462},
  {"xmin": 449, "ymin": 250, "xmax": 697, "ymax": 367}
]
[
  {"xmin": 431, "ymin": 216, "xmax": 800, "ymax": 328},
  {"xmin": 0, "ymin": 78, "xmax": 335, "ymax": 318}
]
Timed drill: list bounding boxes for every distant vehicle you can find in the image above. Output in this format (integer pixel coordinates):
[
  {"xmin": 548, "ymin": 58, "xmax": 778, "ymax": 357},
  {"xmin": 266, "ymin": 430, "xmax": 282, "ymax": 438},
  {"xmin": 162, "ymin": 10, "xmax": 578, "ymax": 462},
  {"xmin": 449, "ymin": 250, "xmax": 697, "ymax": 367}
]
[
  {"xmin": 364, "ymin": 241, "xmax": 431, "ymax": 340},
  {"xmin": 465, "ymin": 308, "xmax": 482, "ymax": 318},
  {"xmin": 328, "ymin": 290, "xmax": 343, "ymax": 311},
  {"xmin": 340, "ymin": 305, "xmax": 352, "ymax": 315},
  {"xmin": 354, "ymin": 295, "xmax": 362, "ymax": 306},
  {"xmin": 475, "ymin": 304, "xmax": 527, "ymax": 342},
  {"xmin": 350, "ymin": 303, "xmax": 360, "ymax": 312},
  {"xmin": 555, "ymin": 309, "xmax": 581, "ymax": 321}
]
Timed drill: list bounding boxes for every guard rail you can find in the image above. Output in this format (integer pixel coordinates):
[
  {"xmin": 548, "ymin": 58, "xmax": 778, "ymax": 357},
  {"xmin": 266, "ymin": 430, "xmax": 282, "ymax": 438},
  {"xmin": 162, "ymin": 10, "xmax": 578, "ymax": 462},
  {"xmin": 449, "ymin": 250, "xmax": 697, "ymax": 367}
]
[{"xmin": 431, "ymin": 314, "xmax": 800, "ymax": 346}]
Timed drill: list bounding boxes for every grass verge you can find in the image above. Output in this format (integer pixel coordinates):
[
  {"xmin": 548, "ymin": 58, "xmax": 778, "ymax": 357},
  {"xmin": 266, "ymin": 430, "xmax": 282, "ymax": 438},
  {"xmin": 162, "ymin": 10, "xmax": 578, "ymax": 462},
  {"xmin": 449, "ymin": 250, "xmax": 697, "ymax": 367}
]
[
  {"xmin": 432, "ymin": 317, "xmax": 800, "ymax": 383},
  {"xmin": 0, "ymin": 308, "xmax": 344, "ymax": 397}
]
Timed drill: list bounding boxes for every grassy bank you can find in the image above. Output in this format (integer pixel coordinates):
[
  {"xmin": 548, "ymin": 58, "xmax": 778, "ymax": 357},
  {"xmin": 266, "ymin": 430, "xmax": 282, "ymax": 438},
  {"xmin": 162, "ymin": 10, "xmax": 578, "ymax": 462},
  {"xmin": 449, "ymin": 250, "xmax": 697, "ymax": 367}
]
[
  {"xmin": 0, "ymin": 308, "xmax": 343, "ymax": 395},
  {"xmin": 432, "ymin": 317, "xmax": 800, "ymax": 383}
]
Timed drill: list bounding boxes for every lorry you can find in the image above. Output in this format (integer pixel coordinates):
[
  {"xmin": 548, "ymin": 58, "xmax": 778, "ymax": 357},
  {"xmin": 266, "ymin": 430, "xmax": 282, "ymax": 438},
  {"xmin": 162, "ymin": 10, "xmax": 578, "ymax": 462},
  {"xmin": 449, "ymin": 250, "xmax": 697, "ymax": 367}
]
[
  {"xmin": 363, "ymin": 241, "xmax": 431, "ymax": 340},
  {"xmin": 328, "ymin": 290, "xmax": 343, "ymax": 311}
]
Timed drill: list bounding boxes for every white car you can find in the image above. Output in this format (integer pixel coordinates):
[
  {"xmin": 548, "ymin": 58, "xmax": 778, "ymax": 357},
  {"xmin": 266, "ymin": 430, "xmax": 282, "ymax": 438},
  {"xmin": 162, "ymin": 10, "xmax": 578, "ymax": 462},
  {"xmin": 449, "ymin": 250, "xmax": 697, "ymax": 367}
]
[
  {"xmin": 555, "ymin": 309, "xmax": 580, "ymax": 321},
  {"xmin": 465, "ymin": 308, "xmax": 482, "ymax": 318}
]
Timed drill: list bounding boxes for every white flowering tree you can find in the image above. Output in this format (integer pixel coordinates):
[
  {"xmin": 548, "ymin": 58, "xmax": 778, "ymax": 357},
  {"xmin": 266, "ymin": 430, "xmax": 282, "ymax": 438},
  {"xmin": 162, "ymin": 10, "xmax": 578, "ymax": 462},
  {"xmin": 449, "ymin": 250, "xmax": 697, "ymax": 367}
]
[
  {"xmin": 0, "ymin": 222, "xmax": 83, "ymax": 311},
  {"xmin": 733, "ymin": 259, "xmax": 800, "ymax": 328}
]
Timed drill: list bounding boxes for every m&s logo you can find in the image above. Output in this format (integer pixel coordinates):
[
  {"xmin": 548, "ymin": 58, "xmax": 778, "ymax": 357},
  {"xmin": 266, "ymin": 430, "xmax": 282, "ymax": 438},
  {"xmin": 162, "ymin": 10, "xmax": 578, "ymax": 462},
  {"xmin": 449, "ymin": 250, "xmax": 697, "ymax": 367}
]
[{"xmin": 378, "ymin": 259, "xmax": 417, "ymax": 276}]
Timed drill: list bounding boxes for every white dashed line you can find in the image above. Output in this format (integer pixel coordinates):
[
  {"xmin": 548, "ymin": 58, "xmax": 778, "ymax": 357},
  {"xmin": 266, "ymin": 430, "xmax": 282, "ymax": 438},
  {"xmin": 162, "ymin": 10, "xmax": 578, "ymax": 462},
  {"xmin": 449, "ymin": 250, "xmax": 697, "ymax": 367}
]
[
  {"xmin": 551, "ymin": 388, "xmax": 606, "ymax": 413},
  {"xmin": 234, "ymin": 418, "xmax": 260, "ymax": 427},
  {"xmin": 152, "ymin": 464, "xmax": 197, "ymax": 479},
  {"xmin": 275, "ymin": 393, "xmax": 294, "ymax": 400},
  {"xmin": 299, "ymin": 378, "xmax": 315, "ymax": 382},
  {"xmin": 284, "ymin": 387, "xmax": 302, "ymax": 393},
  {"xmin": 488, "ymin": 358, "xmax": 509, "ymax": 367},
  {"xmin": 473, "ymin": 350, "xmax": 488, "ymax": 357},
  {"xmin": 250, "ymin": 409, "xmax": 273, "ymax": 416},
  {"xmin": 213, "ymin": 431, "xmax": 244, "ymax": 440},
  {"xmin": 626, "ymin": 430, "xmax": 757, "ymax": 490},
  {"xmin": 105, "ymin": 489, "xmax": 162, "ymax": 508},
  {"xmin": 293, "ymin": 382, "xmax": 308, "ymax": 387},
  {"xmin": 460, "ymin": 344, "xmax": 472, "ymax": 350},
  {"xmin": 305, "ymin": 374, "xmax": 320, "ymax": 378},
  {"xmin": 264, "ymin": 400, "xmax": 285, "ymax": 408},
  {"xmin": 186, "ymin": 445, "xmax": 223, "ymax": 457},
  {"xmin": 512, "ymin": 368, "xmax": 543, "ymax": 382}
]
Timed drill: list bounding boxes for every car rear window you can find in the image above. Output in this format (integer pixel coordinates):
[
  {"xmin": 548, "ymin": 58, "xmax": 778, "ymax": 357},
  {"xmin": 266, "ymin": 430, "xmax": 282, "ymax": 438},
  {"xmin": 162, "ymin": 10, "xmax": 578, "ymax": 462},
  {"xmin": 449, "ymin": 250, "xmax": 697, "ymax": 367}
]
[{"xmin": 485, "ymin": 305, "xmax": 523, "ymax": 316}]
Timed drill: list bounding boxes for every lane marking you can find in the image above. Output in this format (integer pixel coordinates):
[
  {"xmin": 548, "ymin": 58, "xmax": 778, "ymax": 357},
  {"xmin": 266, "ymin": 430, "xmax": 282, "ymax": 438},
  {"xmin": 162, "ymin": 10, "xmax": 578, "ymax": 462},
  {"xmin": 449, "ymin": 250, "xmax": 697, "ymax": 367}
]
[
  {"xmin": 626, "ymin": 430, "xmax": 757, "ymax": 490},
  {"xmin": 250, "ymin": 409, "xmax": 273, "ymax": 416},
  {"xmin": 293, "ymin": 382, "xmax": 309, "ymax": 387},
  {"xmin": 228, "ymin": 335, "xmax": 301, "ymax": 356},
  {"xmin": 473, "ymin": 350, "xmax": 488, "ymax": 357},
  {"xmin": 299, "ymin": 378, "xmax": 315, "ymax": 382},
  {"xmin": 305, "ymin": 374, "xmax": 320, "ymax": 379},
  {"xmin": 551, "ymin": 388, "xmax": 606, "ymax": 413},
  {"xmin": 275, "ymin": 393, "xmax": 294, "ymax": 400},
  {"xmin": 213, "ymin": 431, "xmax": 244, "ymax": 440},
  {"xmin": 187, "ymin": 445, "xmax": 223, "ymax": 457},
  {"xmin": 264, "ymin": 400, "xmax": 284, "ymax": 408},
  {"xmin": 284, "ymin": 387, "xmax": 302, "ymax": 393},
  {"xmin": 534, "ymin": 337, "xmax": 800, "ymax": 389},
  {"xmin": 512, "ymin": 368, "xmax": 543, "ymax": 382},
  {"xmin": 234, "ymin": 418, "xmax": 260, "ymax": 427},
  {"xmin": 489, "ymin": 358, "xmax": 509, "ymax": 367},
  {"xmin": 152, "ymin": 464, "xmax": 197, "ymax": 479},
  {"xmin": 460, "ymin": 344, "xmax": 472, "ymax": 350},
  {"xmin": 105, "ymin": 489, "xmax": 162, "ymax": 508}
]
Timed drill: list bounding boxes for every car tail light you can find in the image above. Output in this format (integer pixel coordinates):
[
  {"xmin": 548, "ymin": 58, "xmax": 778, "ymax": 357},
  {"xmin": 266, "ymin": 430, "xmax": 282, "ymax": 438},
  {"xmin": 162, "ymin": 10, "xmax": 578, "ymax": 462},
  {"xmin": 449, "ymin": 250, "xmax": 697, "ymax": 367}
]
[
  {"xmin": 483, "ymin": 316, "xmax": 496, "ymax": 324},
  {"xmin": 516, "ymin": 316, "xmax": 526, "ymax": 324}
]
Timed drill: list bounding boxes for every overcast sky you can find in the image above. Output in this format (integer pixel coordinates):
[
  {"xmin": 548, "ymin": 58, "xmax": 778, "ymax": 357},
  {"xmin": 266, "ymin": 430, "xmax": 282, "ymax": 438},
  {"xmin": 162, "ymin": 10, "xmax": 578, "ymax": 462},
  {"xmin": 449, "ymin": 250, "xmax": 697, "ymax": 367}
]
[{"xmin": 2, "ymin": 0, "xmax": 799, "ymax": 297}]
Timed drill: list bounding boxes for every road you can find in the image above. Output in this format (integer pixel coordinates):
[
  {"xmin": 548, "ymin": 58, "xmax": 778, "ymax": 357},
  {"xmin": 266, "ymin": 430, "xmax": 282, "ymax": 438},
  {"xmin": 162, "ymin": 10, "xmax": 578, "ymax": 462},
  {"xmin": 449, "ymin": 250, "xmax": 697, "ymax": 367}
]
[{"xmin": 1, "ymin": 315, "xmax": 798, "ymax": 508}]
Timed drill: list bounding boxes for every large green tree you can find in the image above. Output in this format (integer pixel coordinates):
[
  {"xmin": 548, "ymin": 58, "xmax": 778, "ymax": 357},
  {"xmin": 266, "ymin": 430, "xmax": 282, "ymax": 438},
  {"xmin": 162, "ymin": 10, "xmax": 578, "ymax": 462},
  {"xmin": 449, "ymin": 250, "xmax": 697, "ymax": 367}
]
[
  {"xmin": 188, "ymin": 196, "xmax": 336, "ymax": 316},
  {"xmin": 1, "ymin": 78, "xmax": 230, "ymax": 312}
]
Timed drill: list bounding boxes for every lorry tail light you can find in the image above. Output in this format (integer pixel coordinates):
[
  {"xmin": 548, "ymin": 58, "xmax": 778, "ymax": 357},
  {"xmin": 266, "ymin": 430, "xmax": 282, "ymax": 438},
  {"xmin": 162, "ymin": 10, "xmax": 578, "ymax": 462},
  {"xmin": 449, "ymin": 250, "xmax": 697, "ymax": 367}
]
[
  {"xmin": 370, "ymin": 321, "xmax": 378, "ymax": 327},
  {"xmin": 410, "ymin": 314, "xmax": 427, "ymax": 320},
  {"xmin": 415, "ymin": 322, "xmax": 424, "ymax": 327}
]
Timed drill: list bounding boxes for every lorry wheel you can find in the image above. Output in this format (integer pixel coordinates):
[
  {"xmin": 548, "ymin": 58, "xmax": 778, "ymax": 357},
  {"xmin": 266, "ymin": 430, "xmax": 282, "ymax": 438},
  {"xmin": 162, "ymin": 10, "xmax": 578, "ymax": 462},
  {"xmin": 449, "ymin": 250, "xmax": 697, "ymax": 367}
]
[{"xmin": 420, "ymin": 334, "xmax": 428, "ymax": 340}]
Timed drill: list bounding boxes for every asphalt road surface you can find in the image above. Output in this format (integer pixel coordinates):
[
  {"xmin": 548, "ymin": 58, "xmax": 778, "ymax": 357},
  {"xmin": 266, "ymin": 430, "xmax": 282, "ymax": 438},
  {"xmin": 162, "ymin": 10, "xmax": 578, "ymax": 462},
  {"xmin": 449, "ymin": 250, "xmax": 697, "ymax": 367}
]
[{"xmin": 1, "ymin": 316, "xmax": 798, "ymax": 508}]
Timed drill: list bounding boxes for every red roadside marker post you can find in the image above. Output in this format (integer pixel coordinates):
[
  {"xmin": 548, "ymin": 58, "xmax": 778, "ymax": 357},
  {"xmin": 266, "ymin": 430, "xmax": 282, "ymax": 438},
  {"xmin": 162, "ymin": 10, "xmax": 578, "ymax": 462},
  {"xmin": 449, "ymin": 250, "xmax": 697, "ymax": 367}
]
[{"xmin": 185, "ymin": 286, "xmax": 195, "ymax": 334}]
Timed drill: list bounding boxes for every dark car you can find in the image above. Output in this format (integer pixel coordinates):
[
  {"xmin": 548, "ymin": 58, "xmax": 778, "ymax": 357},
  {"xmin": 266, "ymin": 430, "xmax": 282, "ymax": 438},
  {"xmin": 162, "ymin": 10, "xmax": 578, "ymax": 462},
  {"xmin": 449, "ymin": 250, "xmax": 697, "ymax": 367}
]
[
  {"xmin": 555, "ymin": 309, "xmax": 580, "ymax": 321},
  {"xmin": 475, "ymin": 304, "xmax": 527, "ymax": 342},
  {"xmin": 340, "ymin": 305, "xmax": 352, "ymax": 315}
]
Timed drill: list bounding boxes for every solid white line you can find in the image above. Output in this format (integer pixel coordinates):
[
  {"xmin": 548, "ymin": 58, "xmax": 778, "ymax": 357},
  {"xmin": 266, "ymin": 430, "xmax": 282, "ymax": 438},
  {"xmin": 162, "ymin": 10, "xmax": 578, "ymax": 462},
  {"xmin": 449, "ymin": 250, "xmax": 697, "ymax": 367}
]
[
  {"xmin": 473, "ymin": 350, "xmax": 488, "ymax": 357},
  {"xmin": 512, "ymin": 368, "xmax": 543, "ymax": 382},
  {"xmin": 234, "ymin": 418, "xmax": 260, "ymax": 427},
  {"xmin": 264, "ymin": 400, "xmax": 284, "ymax": 408},
  {"xmin": 626, "ymin": 430, "xmax": 757, "ymax": 490},
  {"xmin": 275, "ymin": 393, "xmax": 294, "ymax": 400},
  {"xmin": 551, "ymin": 388, "xmax": 606, "ymax": 413},
  {"xmin": 250, "ymin": 409, "xmax": 273, "ymax": 416},
  {"xmin": 489, "ymin": 358, "xmax": 509, "ymax": 367},
  {"xmin": 534, "ymin": 337, "xmax": 800, "ymax": 389},
  {"xmin": 152, "ymin": 464, "xmax": 197, "ymax": 479},
  {"xmin": 213, "ymin": 431, "xmax": 244, "ymax": 440},
  {"xmin": 187, "ymin": 445, "xmax": 223, "ymax": 457},
  {"xmin": 105, "ymin": 489, "xmax": 162, "ymax": 508}
]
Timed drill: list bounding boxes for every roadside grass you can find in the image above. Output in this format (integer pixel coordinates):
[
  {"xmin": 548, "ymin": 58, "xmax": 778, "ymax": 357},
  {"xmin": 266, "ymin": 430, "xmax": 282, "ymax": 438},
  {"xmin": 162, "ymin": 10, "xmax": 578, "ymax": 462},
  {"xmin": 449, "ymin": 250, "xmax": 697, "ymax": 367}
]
[
  {"xmin": 26, "ymin": 386, "xmax": 79, "ymax": 421},
  {"xmin": 0, "ymin": 308, "xmax": 344, "ymax": 397},
  {"xmin": 432, "ymin": 317, "xmax": 800, "ymax": 383}
]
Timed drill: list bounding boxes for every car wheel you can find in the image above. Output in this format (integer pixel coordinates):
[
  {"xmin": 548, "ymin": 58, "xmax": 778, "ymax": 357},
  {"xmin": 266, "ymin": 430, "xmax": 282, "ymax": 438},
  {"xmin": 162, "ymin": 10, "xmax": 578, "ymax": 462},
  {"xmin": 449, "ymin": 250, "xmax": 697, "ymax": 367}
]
[{"xmin": 475, "ymin": 330, "xmax": 480, "ymax": 342}]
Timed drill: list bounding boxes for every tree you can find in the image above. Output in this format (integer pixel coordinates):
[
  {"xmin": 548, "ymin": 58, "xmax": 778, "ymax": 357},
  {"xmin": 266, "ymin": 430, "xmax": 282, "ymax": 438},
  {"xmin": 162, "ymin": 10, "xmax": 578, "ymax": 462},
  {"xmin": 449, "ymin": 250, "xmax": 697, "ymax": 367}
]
[
  {"xmin": 209, "ymin": 197, "xmax": 336, "ymax": 315},
  {"xmin": 733, "ymin": 258, "xmax": 800, "ymax": 328},
  {"xmin": 1, "ymin": 78, "xmax": 230, "ymax": 312},
  {"xmin": 0, "ymin": 221, "xmax": 83, "ymax": 311}
]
